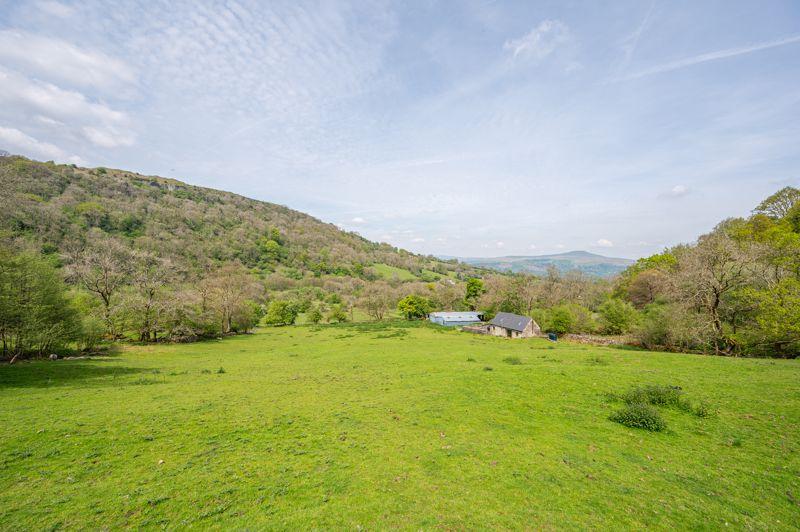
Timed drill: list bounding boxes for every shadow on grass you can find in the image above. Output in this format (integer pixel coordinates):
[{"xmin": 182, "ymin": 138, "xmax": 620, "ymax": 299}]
[{"xmin": 0, "ymin": 361, "xmax": 148, "ymax": 389}]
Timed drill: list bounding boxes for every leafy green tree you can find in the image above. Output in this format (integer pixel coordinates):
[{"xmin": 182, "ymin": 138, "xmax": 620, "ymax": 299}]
[
  {"xmin": 547, "ymin": 306, "xmax": 574, "ymax": 335},
  {"xmin": 598, "ymin": 298, "xmax": 639, "ymax": 335},
  {"xmin": 738, "ymin": 279, "xmax": 800, "ymax": 357},
  {"xmin": 753, "ymin": 186, "xmax": 800, "ymax": 219},
  {"xmin": 264, "ymin": 300, "xmax": 298, "ymax": 326},
  {"xmin": 0, "ymin": 248, "xmax": 82, "ymax": 359},
  {"xmin": 397, "ymin": 295, "xmax": 433, "ymax": 320},
  {"xmin": 464, "ymin": 278, "xmax": 484, "ymax": 310}
]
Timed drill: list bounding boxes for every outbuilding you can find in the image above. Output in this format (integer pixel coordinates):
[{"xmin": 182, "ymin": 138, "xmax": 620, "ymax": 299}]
[
  {"xmin": 428, "ymin": 311, "xmax": 483, "ymax": 327},
  {"xmin": 487, "ymin": 312, "xmax": 541, "ymax": 338}
]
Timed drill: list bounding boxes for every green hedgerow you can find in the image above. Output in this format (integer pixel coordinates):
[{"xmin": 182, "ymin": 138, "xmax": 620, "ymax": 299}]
[{"xmin": 609, "ymin": 403, "xmax": 666, "ymax": 432}]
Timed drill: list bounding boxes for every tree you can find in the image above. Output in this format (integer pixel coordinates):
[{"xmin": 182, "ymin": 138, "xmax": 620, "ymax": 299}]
[
  {"xmin": 753, "ymin": 186, "xmax": 800, "ymax": 219},
  {"xmin": 124, "ymin": 251, "xmax": 172, "ymax": 341},
  {"xmin": 264, "ymin": 300, "xmax": 298, "ymax": 326},
  {"xmin": 628, "ymin": 269, "xmax": 667, "ymax": 308},
  {"xmin": 737, "ymin": 279, "xmax": 800, "ymax": 357},
  {"xmin": 66, "ymin": 235, "xmax": 133, "ymax": 337},
  {"xmin": 200, "ymin": 263, "xmax": 261, "ymax": 333},
  {"xmin": 0, "ymin": 248, "xmax": 82, "ymax": 358},
  {"xmin": 397, "ymin": 294, "xmax": 432, "ymax": 320},
  {"xmin": 598, "ymin": 298, "xmax": 639, "ymax": 335},
  {"xmin": 546, "ymin": 306, "xmax": 574, "ymax": 335},
  {"xmin": 464, "ymin": 278, "xmax": 484, "ymax": 310},
  {"xmin": 674, "ymin": 230, "xmax": 756, "ymax": 353},
  {"xmin": 359, "ymin": 283, "xmax": 394, "ymax": 320}
]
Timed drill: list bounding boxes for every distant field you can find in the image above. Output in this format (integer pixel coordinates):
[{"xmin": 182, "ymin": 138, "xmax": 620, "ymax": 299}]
[
  {"xmin": 371, "ymin": 263, "xmax": 418, "ymax": 281},
  {"xmin": 1, "ymin": 323, "xmax": 799, "ymax": 529}
]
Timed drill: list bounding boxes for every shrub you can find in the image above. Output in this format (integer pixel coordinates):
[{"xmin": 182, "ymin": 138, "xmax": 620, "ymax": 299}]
[
  {"xmin": 609, "ymin": 403, "xmax": 666, "ymax": 431},
  {"xmin": 264, "ymin": 300, "xmax": 298, "ymax": 326},
  {"xmin": 307, "ymin": 307, "xmax": 323, "ymax": 324},
  {"xmin": 326, "ymin": 304, "xmax": 348, "ymax": 323},
  {"xmin": 622, "ymin": 384, "xmax": 684, "ymax": 408},
  {"xmin": 547, "ymin": 306, "xmax": 574, "ymax": 335},
  {"xmin": 598, "ymin": 298, "xmax": 639, "ymax": 335}
]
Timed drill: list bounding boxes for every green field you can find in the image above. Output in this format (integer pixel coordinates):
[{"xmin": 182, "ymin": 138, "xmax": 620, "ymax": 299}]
[
  {"xmin": 371, "ymin": 263, "xmax": 418, "ymax": 281},
  {"xmin": 2, "ymin": 322, "xmax": 799, "ymax": 529}
]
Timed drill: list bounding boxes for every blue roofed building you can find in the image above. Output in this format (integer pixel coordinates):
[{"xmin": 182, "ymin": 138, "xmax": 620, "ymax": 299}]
[{"xmin": 428, "ymin": 311, "xmax": 483, "ymax": 327}]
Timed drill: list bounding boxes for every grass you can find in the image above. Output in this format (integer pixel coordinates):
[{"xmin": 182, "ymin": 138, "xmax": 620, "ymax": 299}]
[
  {"xmin": 371, "ymin": 263, "xmax": 418, "ymax": 281},
  {"xmin": 1, "ymin": 321, "xmax": 799, "ymax": 529}
]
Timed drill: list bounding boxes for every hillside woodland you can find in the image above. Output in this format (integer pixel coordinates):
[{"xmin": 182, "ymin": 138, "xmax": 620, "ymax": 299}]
[{"xmin": 1, "ymin": 156, "xmax": 798, "ymax": 358}]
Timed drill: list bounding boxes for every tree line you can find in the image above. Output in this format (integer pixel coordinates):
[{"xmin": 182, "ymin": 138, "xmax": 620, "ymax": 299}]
[{"xmin": 2, "ymin": 187, "xmax": 798, "ymax": 359}]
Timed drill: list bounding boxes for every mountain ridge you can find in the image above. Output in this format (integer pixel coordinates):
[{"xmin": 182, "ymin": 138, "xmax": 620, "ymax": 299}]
[{"xmin": 451, "ymin": 251, "xmax": 634, "ymax": 277}]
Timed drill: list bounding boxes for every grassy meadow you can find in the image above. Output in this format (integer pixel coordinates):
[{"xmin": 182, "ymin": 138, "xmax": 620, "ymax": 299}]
[{"xmin": 1, "ymin": 322, "xmax": 799, "ymax": 529}]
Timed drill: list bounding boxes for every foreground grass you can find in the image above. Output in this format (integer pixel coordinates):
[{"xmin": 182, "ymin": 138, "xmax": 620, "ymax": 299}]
[{"xmin": 1, "ymin": 322, "xmax": 799, "ymax": 529}]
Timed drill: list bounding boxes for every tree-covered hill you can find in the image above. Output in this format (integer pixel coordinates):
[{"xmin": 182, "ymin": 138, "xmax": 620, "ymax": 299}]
[{"xmin": 0, "ymin": 156, "xmax": 477, "ymax": 281}]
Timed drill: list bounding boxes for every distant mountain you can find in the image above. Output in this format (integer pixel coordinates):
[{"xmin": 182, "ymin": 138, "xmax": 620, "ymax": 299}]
[{"xmin": 454, "ymin": 251, "xmax": 635, "ymax": 277}]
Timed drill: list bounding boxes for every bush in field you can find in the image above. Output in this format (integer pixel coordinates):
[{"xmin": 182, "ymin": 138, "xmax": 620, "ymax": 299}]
[
  {"xmin": 598, "ymin": 298, "xmax": 639, "ymax": 335},
  {"xmin": 326, "ymin": 304, "xmax": 348, "ymax": 323},
  {"xmin": 610, "ymin": 403, "xmax": 666, "ymax": 432},
  {"xmin": 264, "ymin": 300, "xmax": 298, "ymax": 326},
  {"xmin": 397, "ymin": 295, "xmax": 433, "ymax": 320},
  {"xmin": 622, "ymin": 385, "xmax": 685, "ymax": 409},
  {"xmin": 307, "ymin": 306, "xmax": 323, "ymax": 324}
]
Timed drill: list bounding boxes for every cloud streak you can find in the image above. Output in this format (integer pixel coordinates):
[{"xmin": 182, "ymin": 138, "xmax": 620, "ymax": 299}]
[{"xmin": 617, "ymin": 33, "xmax": 800, "ymax": 81}]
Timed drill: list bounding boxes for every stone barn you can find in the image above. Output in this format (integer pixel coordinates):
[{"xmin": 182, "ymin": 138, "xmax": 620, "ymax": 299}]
[{"xmin": 487, "ymin": 312, "xmax": 541, "ymax": 338}]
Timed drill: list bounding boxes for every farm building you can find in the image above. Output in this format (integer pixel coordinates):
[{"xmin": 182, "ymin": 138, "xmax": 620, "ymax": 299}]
[
  {"xmin": 428, "ymin": 311, "xmax": 483, "ymax": 327},
  {"xmin": 487, "ymin": 312, "xmax": 541, "ymax": 338}
]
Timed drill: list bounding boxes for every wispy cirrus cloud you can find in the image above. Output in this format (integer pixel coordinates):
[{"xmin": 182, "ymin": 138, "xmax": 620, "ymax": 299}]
[
  {"xmin": 616, "ymin": 33, "xmax": 800, "ymax": 81},
  {"xmin": 504, "ymin": 20, "xmax": 570, "ymax": 60},
  {"xmin": 0, "ymin": 30, "xmax": 135, "ymax": 91}
]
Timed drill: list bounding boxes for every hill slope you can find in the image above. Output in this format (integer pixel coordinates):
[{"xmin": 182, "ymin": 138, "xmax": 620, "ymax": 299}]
[
  {"xmin": 457, "ymin": 251, "xmax": 634, "ymax": 277},
  {"xmin": 0, "ymin": 156, "xmax": 478, "ymax": 281}
]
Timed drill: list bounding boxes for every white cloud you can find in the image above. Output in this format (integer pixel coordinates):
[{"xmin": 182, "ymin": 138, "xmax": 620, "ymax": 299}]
[
  {"xmin": 411, "ymin": 237, "xmax": 425, "ymax": 242},
  {"xmin": 504, "ymin": 20, "xmax": 570, "ymax": 60},
  {"xmin": 496, "ymin": 241, "xmax": 505, "ymax": 248},
  {"xmin": 529, "ymin": 244, "xmax": 537, "ymax": 250},
  {"xmin": 0, "ymin": 30, "xmax": 135, "ymax": 91},
  {"xmin": 0, "ymin": 67, "xmax": 134, "ymax": 148},
  {"xmin": 351, "ymin": 216, "xmax": 366, "ymax": 224},
  {"xmin": 670, "ymin": 185, "xmax": 689, "ymax": 197},
  {"xmin": 0, "ymin": 125, "xmax": 82, "ymax": 164},
  {"xmin": 596, "ymin": 238, "xmax": 614, "ymax": 247}
]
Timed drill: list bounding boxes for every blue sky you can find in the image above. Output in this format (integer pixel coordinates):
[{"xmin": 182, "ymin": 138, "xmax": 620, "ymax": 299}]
[{"xmin": 1, "ymin": 0, "xmax": 799, "ymax": 259}]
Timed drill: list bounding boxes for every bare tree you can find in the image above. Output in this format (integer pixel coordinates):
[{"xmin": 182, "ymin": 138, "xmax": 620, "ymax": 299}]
[
  {"xmin": 200, "ymin": 263, "xmax": 261, "ymax": 333},
  {"xmin": 359, "ymin": 283, "xmax": 395, "ymax": 320},
  {"xmin": 673, "ymin": 231, "xmax": 756, "ymax": 353},
  {"xmin": 125, "ymin": 251, "xmax": 173, "ymax": 341},
  {"xmin": 66, "ymin": 234, "xmax": 133, "ymax": 337}
]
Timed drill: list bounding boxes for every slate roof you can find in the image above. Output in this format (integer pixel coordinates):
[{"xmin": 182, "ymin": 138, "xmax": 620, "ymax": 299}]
[{"xmin": 488, "ymin": 312, "xmax": 532, "ymax": 332}]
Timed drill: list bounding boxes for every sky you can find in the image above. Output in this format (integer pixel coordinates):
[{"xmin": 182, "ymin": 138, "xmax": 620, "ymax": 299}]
[{"xmin": 1, "ymin": 0, "xmax": 799, "ymax": 259}]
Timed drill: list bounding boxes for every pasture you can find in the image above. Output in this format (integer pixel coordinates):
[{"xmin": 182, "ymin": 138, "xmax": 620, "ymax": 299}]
[{"xmin": 1, "ymin": 322, "xmax": 798, "ymax": 529}]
